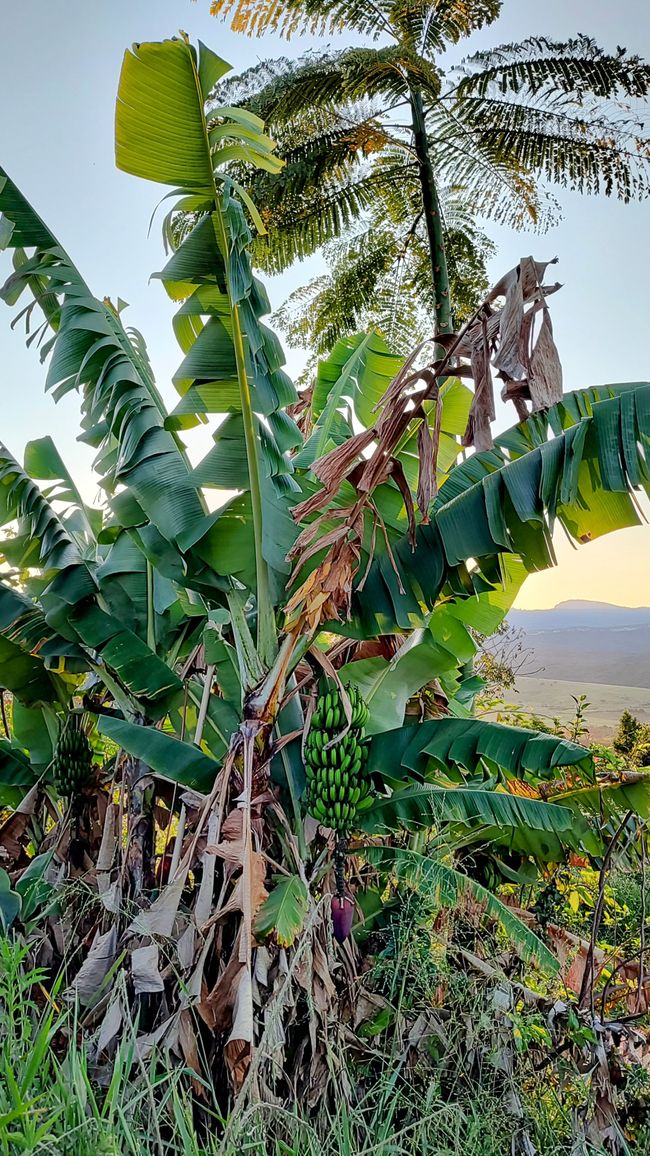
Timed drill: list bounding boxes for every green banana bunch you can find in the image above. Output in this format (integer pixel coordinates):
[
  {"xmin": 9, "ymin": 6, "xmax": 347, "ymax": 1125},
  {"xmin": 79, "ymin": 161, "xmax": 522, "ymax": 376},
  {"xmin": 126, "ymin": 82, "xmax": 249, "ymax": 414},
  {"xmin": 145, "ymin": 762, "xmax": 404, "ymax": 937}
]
[
  {"xmin": 303, "ymin": 684, "xmax": 372, "ymax": 833},
  {"xmin": 51, "ymin": 714, "xmax": 93, "ymax": 799}
]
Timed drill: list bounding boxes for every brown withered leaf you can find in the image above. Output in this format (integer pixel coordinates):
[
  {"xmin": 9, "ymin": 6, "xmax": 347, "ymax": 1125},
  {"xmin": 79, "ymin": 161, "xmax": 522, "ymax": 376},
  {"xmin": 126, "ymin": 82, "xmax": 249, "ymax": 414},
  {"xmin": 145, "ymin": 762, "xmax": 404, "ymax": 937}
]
[
  {"xmin": 281, "ymin": 254, "xmax": 565, "ymax": 640},
  {"xmin": 0, "ymin": 784, "xmax": 40, "ymax": 865},
  {"xmin": 463, "ymin": 316, "xmax": 495, "ymax": 451},
  {"xmin": 312, "ymin": 427, "xmax": 376, "ymax": 487},
  {"xmin": 285, "ymin": 538, "xmax": 359, "ymax": 633},
  {"xmin": 415, "ymin": 407, "xmax": 439, "ymax": 516},
  {"xmin": 373, "ymin": 340, "xmax": 430, "ymax": 413},
  {"xmin": 202, "ymin": 940, "xmax": 244, "ymax": 1032},
  {"xmin": 135, "ymin": 1013, "xmax": 180, "ymax": 1062},
  {"xmin": 528, "ymin": 307, "xmax": 563, "ymax": 411},
  {"xmin": 96, "ymin": 994, "xmax": 123, "ymax": 1056},
  {"xmin": 291, "ymin": 429, "xmax": 376, "ymax": 523},
  {"xmin": 66, "ymin": 926, "xmax": 117, "ymax": 1007},
  {"xmin": 194, "ymin": 810, "xmax": 220, "ymax": 928},
  {"xmin": 224, "ymin": 963, "xmax": 254, "ymax": 1095},
  {"xmin": 492, "ymin": 264, "xmax": 525, "ymax": 380},
  {"xmin": 178, "ymin": 1008, "xmax": 206, "ymax": 1098},
  {"xmin": 288, "ymin": 524, "xmax": 350, "ymax": 585},
  {"xmin": 131, "ymin": 943, "xmax": 165, "ymax": 995},
  {"xmin": 96, "ymin": 802, "xmax": 118, "ymax": 874},
  {"xmin": 389, "ymin": 458, "xmax": 417, "ymax": 547},
  {"xmin": 287, "ymin": 507, "xmax": 354, "ymax": 561},
  {"xmin": 177, "ymin": 923, "xmax": 196, "ymax": 971},
  {"xmin": 543, "ymin": 924, "xmax": 607, "ymax": 996},
  {"xmin": 128, "ymin": 865, "xmax": 190, "ymax": 937},
  {"xmin": 286, "ymin": 380, "xmax": 315, "ymax": 432},
  {"xmin": 204, "ymin": 848, "xmax": 268, "ymax": 928}
]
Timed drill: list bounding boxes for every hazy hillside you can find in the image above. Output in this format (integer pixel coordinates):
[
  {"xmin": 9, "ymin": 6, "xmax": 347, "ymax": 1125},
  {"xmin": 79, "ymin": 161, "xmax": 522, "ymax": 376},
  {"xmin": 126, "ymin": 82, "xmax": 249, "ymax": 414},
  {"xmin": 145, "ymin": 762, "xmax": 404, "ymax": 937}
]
[{"xmin": 508, "ymin": 600, "xmax": 650, "ymax": 688}]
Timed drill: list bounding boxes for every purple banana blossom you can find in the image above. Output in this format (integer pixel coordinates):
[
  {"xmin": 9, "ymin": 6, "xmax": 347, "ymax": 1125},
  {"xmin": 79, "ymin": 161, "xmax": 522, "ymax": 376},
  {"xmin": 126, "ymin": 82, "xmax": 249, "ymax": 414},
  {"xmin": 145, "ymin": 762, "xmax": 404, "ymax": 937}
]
[{"xmin": 331, "ymin": 893, "xmax": 355, "ymax": 943}]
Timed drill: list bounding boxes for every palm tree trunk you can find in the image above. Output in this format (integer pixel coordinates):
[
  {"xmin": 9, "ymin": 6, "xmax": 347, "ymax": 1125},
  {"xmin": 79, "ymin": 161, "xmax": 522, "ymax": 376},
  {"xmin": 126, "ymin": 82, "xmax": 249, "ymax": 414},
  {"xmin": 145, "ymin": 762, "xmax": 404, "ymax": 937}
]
[{"xmin": 409, "ymin": 88, "xmax": 452, "ymax": 336}]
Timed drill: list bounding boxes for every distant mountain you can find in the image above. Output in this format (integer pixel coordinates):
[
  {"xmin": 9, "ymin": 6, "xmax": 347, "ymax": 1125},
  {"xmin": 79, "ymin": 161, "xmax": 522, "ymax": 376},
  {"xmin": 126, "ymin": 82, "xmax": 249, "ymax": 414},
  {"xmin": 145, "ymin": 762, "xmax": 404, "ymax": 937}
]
[
  {"xmin": 506, "ymin": 601, "xmax": 650, "ymax": 688},
  {"xmin": 510, "ymin": 600, "xmax": 650, "ymax": 632}
]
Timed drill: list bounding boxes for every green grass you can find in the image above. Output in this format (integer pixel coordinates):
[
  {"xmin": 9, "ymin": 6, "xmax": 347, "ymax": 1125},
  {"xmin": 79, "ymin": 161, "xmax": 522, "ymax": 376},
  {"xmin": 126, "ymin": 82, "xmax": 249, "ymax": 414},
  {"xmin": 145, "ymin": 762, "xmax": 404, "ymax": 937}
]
[
  {"xmin": 0, "ymin": 938, "xmax": 212, "ymax": 1155},
  {"xmin": 0, "ymin": 930, "xmax": 616, "ymax": 1156}
]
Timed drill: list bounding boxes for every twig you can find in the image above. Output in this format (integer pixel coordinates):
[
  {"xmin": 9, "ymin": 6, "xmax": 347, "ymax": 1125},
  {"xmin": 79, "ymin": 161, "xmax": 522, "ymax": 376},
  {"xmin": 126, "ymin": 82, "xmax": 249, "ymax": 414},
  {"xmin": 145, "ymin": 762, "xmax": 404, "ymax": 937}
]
[
  {"xmin": 579, "ymin": 811, "xmax": 632, "ymax": 1012},
  {"xmin": 637, "ymin": 823, "xmax": 647, "ymax": 1011},
  {"xmin": 600, "ymin": 945, "xmax": 650, "ymax": 1022}
]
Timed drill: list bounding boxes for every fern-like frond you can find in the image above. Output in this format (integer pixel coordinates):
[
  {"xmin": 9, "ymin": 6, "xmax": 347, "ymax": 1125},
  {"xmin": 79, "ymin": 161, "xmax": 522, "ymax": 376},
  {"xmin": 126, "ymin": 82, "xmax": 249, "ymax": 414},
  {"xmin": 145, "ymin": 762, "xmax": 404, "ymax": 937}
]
[
  {"xmin": 220, "ymin": 46, "xmax": 440, "ymax": 124},
  {"xmin": 211, "ymin": 0, "xmax": 502, "ymax": 48},
  {"xmin": 391, "ymin": 1, "xmax": 501, "ymax": 54},
  {"xmin": 453, "ymin": 95, "xmax": 650, "ymax": 202},
  {"xmin": 275, "ymin": 225, "xmax": 403, "ymax": 353},
  {"xmin": 210, "ymin": 0, "xmax": 400, "ymax": 41},
  {"xmin": 272, "ymin": 188, "xmax": 493, "ymax": 356},
  {"xmin": 425, "ymin": 100, "xmax": 558, "ymax": 228},
  {"xmin": 251, "ymin": 167, "xmax": 402, "ymax": 271},
  {"xmin": 456, "ymin": 36, "xmax": 650, "ymax": 102}
]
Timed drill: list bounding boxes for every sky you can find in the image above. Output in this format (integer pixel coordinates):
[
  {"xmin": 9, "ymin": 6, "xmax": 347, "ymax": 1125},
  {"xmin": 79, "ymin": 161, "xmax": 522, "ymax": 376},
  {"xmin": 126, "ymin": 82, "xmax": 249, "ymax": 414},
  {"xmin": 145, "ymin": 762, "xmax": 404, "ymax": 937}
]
[{"xmin": 0, "ymin": 0, "xmax": 649, "ymax": 610}]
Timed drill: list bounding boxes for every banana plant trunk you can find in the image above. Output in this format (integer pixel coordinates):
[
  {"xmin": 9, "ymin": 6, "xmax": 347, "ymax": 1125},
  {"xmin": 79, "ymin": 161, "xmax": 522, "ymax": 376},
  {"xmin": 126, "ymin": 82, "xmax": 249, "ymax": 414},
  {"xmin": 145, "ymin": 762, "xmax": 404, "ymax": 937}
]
[
  {"xmin": 126, "ymin": 755, "xmax": 156, "ymax": 897},
  {"xmin": 409, "ymin": 88, "xmax": 452, "ymax": 337}
]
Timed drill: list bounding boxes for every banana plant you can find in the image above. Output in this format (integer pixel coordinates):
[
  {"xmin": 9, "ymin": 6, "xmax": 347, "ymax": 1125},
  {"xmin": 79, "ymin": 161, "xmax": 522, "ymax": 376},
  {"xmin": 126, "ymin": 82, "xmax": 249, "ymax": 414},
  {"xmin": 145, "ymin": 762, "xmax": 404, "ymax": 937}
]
[{"xmin": 0, "ymin": 32, "xmax": 649, "ymax": 1104}]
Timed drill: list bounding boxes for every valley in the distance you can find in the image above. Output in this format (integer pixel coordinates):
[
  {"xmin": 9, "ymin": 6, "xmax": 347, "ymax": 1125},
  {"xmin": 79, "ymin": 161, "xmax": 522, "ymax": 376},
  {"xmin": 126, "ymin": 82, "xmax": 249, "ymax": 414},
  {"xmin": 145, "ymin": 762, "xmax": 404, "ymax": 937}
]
[{"xmin": 497, "ymin": 601, "xmax": 650, "ymax": 740}]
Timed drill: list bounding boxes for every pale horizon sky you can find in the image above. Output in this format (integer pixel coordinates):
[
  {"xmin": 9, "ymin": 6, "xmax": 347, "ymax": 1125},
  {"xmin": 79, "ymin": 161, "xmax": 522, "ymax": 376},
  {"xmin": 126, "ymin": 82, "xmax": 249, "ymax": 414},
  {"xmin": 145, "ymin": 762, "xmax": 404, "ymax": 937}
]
[{"xmin": 1, "ymin": 0, "xmax": 649, "ymax": 610}]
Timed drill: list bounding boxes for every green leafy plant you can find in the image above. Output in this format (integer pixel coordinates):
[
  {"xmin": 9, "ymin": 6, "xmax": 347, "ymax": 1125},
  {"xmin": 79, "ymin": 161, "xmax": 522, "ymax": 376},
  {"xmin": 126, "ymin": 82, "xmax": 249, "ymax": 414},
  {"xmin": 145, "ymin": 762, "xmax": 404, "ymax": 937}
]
[
  {"xmin": 614, "ymin": 709, "xmax": 643, "ymax": 755},
  {"xmin": 0, "ymin": 29, "xmax": 649, "ymax": 1117}
]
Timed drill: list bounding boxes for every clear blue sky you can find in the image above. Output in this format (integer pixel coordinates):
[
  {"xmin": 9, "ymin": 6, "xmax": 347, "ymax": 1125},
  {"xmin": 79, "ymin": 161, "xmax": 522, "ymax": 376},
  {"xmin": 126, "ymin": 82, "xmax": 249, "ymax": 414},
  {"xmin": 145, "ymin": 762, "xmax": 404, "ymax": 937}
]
[{"xmin": 1, "ymin": 0, "xmax": 649, "ymax": 607}]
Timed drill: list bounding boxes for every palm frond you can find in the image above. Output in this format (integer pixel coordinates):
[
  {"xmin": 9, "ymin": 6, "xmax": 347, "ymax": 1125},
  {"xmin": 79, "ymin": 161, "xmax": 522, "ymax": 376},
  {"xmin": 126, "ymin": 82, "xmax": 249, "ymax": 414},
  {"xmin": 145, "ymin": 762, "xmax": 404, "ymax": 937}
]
[
  {"xmin": 342, "ymin": 381, "xmax": 650, "ymax": 638},
  {"xmin": 366, "ymin": 716, "xmax": 594, "ymax": 784},
  {"xmin": 250, "ymin": 169, "xmax": 394, "ymax": 270},
  {"xmin": 360, "ymin": 783, "xmax": 596, "ymax": 857},
  {"xmin": 224, "ymin": 46, "xmax": 440, "ymax": 123},
  {"xmin": 211, "ymin": 0, "xmax": 502, "ymax": 48},
  {"xmin": 0, "ymin": 443, "xmax": 82, "ymax": 573},
  {"xmin": 272, "ymin": 186, "xmax": 493, "ymax": 356},
  {"xmin": 425, "ymin": 100, "xmax": 558, "ymax": 228}
]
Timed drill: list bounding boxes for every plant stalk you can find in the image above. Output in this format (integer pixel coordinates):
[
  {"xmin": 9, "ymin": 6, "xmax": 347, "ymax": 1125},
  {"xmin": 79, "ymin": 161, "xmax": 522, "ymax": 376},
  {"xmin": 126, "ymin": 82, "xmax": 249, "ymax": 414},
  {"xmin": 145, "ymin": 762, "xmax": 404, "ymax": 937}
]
[
  {"xmin": 212, "ymin": 207, "xmax": 275, "ymax": 668},
  {"xmin": 409, "ymin": 87, "xmax": 452, "ymax": 336},
  {"xmin": 145, "ymin": 559, "xmax": 156, "ymax": 654}
]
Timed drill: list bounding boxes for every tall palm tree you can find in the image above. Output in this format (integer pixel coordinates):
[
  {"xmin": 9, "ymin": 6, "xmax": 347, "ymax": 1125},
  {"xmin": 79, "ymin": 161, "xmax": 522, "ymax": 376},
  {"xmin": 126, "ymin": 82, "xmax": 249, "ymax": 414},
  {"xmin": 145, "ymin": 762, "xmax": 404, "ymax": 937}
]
[{"xmin": 210, "ymin": 0, "xmax": 650, "ymax": 343}]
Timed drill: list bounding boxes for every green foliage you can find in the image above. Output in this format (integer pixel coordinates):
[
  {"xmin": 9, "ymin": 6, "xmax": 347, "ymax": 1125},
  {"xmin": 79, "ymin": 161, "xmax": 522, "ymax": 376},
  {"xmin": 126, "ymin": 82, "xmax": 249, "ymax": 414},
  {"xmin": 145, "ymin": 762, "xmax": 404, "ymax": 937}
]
[
  {"xmin": 0, "ymin": 868, "xmax": 20, "ymax": 932},
  {"xmin": 99, "ymin": 717, "xmax": 221, "ymax": 792},
  {"xmin": 2, "ymin": 32, "xmax": 650, "ymax": 1096},
  {"xmin": 433, "ymin": 384, "xmax": 650, "ymax": 578},
  {"xmin": 635, "ymin": 741, "xmax": 650, "ymax": 768},
  {"xmin": 365, "ymin": 717, "xmax": 594, "ymax": 787},
  {"xmin": 0, "ymin": 939, "xmax": 214, "ymax": 1155},
  {"xmin": 254, "ymin": 874, "xmax": 309, "ymax": 946},
  {"xmin": 272, "ymin": 194, "xmax": 494, "ymax": 357},
  {"xmin": 614, "ymin": 709, "xmax": 643, "ymax": 754},
  {"xmin": 209, "ymin": 8, "xmax": 650, "ymax": 355}
]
